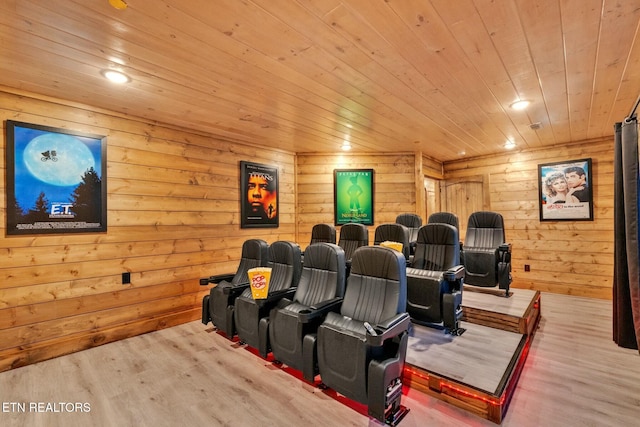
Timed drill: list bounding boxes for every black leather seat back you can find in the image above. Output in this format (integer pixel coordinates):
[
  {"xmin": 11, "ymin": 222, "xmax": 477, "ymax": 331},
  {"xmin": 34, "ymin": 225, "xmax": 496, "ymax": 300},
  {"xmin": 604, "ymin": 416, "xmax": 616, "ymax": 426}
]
[
  {"xmin": 427, "ymin": 212, "xmax": 459, "ymax": 230},
  {"xmin": 412, "ymin": 224, "xmax": 459, "ymax": 271},
  {"xmin": 337, "ymin": 223, "xmax": 369, "ymax": 261},
  {"xmin": 373, "ymin": 223, "xmax": 411, "ymax": 260},
  {"xmin": 231, "ymin": 239, "xmax": 270, "ymax": 285},
  {"xmin": 295, "ymin": 243, "xmax": 345, "ymax": 306},
  {"xmin": 465, "ymin": 211, "xmax": 505, "ymax": 249},
  {"xmin": 342, "ymin": 246, "xmax": 407, "ymax": 324},
  {"xmin": 396, "ymin": 213, "xmax": 422, "ymax": 253},
  {"xmin": 265, "ymin": 240, "xmax": 302, "ymax": 294},
  {"xmin": 310, "ymin": 223, "xmax": 337, "ymax": 245},
  {"xmin": 395, "ymin": 213, "xmax": 422, "ymax": 229}
]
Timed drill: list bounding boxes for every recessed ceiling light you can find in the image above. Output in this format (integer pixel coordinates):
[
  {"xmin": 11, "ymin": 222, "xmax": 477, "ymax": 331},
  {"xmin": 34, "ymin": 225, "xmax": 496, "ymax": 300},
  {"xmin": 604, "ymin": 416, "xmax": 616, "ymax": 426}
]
[
  {"xmin": 341, "ymin": 140, "xmax": 352, "ymax": 151},
  {"xmin": 504, "ymin": 140, "xmax": 516, "ymax": 149},
  {"xmin": 100, "ymin": 69, "xmax": 131, "ymax": 84},
  {"xmin": 109, "ymin": 0, "xmax": 128, "ymax": 10},
  {"xmin": 509, "ymin": 100, "xmax": 530, "ymax": 110}
]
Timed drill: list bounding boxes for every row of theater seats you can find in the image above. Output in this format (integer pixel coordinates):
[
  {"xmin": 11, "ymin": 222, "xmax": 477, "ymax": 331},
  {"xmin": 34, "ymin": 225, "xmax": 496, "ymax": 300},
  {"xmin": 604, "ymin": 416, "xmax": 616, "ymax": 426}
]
[
  {"xmin": 396, "ymin": 211, "xmax": 512, "ymax": 297},
  {"xmin": 202, "ymin": 241, "xmax": 410, "ymax": 425},
  {"xmin": 199, "ymin": 211, "xmax": 511, "ymax": 425},
  {"xmin": 307, "ymin": 211, "xmax": 512, "ymax": 332}
]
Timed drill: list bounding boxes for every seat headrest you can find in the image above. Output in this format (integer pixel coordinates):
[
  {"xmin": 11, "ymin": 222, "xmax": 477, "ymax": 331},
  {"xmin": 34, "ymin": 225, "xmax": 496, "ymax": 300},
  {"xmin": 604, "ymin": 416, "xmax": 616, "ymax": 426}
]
[
  {"xmin": 339, "ymin": 223, "xmax": 368, "ymax": 240},
  {"xmin": 303, "ymin": 243, "xmax": 345, "ymax": 272},
  {"xmin": 467, "ymin": 211, "xmax": 505, "ymax": 229},
  {"xmin": 427, "ymin": 212, "xmax": 459, "ymax": 229},
  {"xmin": 374, "ymin": 223, "xmax": 410, "ymax": 258},
  {"xmin": 395, "ymin": 213, "xmax": 422, "ymax": 228},
  {"xmin": 268, "ymin": 241, "xmax": 302, "ymax": 265},
  {"xmin": 242, "ymin": 239, "xmax": 269, "ymax": 261},
  {"xmin": 417, "ymin": 223, "xmax": 459, "ymax": 245},
  {"xmin": 310, "ymin": 223, "xmax": 336, "ymax": 244},
  {"xmin": 350, "ymin": 245, "xmax": 405, "ymax": 280}
]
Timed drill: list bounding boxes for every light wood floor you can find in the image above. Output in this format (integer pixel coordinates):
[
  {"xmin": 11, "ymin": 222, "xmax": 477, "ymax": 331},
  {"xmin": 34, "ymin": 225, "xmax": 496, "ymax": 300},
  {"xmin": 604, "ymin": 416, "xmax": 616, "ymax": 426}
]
[{"xmin": 1, "ymin": 292, "xmax": 639, "ymax": 427}]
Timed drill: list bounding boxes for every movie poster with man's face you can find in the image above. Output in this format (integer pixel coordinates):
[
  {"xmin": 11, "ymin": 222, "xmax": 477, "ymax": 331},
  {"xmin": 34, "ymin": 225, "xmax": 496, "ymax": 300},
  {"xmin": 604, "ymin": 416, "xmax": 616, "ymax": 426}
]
[
  {"xmin": 240, "ymin": 161, "xmax": 279, "ymax": 228},
  {"xmin": 538, "ymin": 158, "xmax": 593, "ymax": 221}
]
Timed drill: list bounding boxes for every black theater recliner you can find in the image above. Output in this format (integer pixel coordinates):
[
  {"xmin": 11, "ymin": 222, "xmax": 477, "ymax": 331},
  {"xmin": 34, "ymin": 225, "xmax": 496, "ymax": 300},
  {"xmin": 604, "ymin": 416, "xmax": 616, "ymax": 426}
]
[
  {"xmin": 337, "ymin": 222, "xmax": 369, "ymax": 275},
  {"xmin": 427, "ymin": 211, "xmax": 463, "ymax": 255},
  {"xmin": 201, "ymin": 239, "xmax": 269, "ymax": 338},
  {"xmin": 374, "ymin": 223, "xmax": 411, "ymax": 262},
  {"xmin": 406, "ymin": 223, "xmax": 465, "ymax": 335},
  {"xmin": 234, "ymin": 241, "xmax": 302, "ymax": 357},
  {"xmin": 309, "ymin": 223, "xmax": 337, "ymax": 245},
  {"xmin": 463, "ymin": 211, "xmax": 512, "ymax": 297},
  {"xmin": 395, "ymin": 213, "xmax": 422, "ymax": 256},
  {"xmin": 269, "ymin": 243, "xmax": 346, "ymax": 380},
  {"xmin": 427, "ymin": 211, "xmax": 459, "ymax": 229},
  {"xmin": 315, "ymin": 246, "xmax": 410, "ymax": 425}
]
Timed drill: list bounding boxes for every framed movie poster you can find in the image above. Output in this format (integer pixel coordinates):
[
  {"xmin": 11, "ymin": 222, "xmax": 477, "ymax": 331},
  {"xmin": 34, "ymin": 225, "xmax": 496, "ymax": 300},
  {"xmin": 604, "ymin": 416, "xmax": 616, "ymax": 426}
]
[
  {"xmin": 5, "ymin": 120, "xmax": 107, "ymax": 235},
  {"xmin": 538, "ymin": 158, "xmax": 593, "ymax": 221},
  {"xmin": 333, "ymin": 169, "xmax": 374, "ymax": 226},
  {"xmin": 240, "ymin": 161, "xmax": 279, "ymax": 228}
]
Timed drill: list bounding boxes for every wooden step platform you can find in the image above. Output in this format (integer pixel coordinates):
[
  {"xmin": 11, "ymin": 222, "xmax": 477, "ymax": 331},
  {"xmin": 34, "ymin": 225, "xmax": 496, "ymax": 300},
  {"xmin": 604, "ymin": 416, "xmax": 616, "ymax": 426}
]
[
  {"xmin": 403, "ymin": 322, "xmax": 530, "ymax": 424},
  {"xmin": 462, "ymin": 287, "xmax": 541, "ymax": 335},
  {"xmin": 402, "ymin": 287, "xmax": 541, "ymax": 423}
]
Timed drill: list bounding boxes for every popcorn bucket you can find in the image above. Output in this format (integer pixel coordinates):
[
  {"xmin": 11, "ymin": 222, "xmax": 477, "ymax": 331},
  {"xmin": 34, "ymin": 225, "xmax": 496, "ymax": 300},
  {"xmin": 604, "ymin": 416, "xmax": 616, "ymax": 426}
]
[
  {"xmin": 247, "ymin": 267, "xmax": 272, "ymax": 299},
  {"xmin": 380, "ymin": 241, "xmax": 403, "ymax": 252}
]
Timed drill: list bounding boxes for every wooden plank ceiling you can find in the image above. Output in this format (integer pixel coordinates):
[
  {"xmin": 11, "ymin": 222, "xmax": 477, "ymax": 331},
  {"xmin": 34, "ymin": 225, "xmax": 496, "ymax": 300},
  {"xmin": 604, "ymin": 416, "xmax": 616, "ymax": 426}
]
[{"xmin": 1, "ymin": 0, "xmax": 639, "ymax": 161}]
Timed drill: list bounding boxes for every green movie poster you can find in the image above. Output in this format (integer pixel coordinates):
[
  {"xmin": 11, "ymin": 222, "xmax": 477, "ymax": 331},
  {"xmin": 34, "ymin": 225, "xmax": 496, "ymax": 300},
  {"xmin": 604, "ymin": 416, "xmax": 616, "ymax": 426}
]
[{"xmin": 333, "ymin": 169, "xmax": 374, "ymax": 225}]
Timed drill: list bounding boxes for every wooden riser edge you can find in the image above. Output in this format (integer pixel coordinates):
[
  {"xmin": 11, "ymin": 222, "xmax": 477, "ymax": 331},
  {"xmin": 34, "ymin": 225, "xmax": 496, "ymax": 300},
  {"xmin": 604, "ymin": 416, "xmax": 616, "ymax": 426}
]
[
  {"xmin": 463, "ymin": 292, "xmax": 542, "ymax": 336},
  {"xmin": 402, "ymin": 327, "xmax": 535, "ymax": 424},
  {"xmin": 403, "ymin": 369, "xmax": 502, "ymax": 423},
  {"xmin": 0, "ymin": 308, "xmax": 200, "ymax": 373}
]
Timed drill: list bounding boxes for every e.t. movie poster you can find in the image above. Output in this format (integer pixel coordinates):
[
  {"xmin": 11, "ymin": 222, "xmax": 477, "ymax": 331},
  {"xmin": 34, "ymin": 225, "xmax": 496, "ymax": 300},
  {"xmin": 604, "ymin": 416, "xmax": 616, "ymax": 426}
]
[
  {"xmin": 333, "ymin": 169, "xmax": 374, "ymax": 225},
  {"xmin": 5, "ymin": 120, "xmax": 107, "ymax": 235}
]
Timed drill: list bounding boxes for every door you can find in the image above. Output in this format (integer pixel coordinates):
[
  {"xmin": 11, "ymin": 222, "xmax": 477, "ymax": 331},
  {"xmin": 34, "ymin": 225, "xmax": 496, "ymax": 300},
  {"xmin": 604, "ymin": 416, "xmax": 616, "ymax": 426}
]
[
  {"xmin": 441, "ymin": 176, "xmax": 485, "ymax": 240},
  {"xmin": 424, "ymin": 177, "xmax": 440, "ymax": 220}
]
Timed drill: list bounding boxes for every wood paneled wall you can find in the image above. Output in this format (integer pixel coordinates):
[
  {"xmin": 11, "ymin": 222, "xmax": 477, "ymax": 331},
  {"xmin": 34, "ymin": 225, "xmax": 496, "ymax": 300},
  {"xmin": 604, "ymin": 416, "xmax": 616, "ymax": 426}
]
[
  {"xmin": 0, "ymin": 88, "xmax": 615, "ymax": 373},
  {"xmin": 444, "ymin": 139, "xmax": 614, "ymax": 299},
  {"xmin": 296, "ymin": 152, "xmax": 420, "ymax": 248},
  {"xmin": 0, "ymin": 89, "xmax": 295, "ymax": 372}
]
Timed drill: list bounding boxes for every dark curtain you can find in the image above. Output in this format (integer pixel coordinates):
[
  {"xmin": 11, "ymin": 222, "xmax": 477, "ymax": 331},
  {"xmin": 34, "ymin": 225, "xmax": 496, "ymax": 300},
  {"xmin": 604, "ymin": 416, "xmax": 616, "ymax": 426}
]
[{"xmin": 613, "ymin": 118, "xmax": 640, "ymax": 351}]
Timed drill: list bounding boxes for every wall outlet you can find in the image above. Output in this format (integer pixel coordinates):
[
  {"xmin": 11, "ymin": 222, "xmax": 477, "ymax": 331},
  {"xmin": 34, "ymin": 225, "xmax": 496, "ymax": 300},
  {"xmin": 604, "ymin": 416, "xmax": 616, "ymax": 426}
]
[
  {"xmin": 524, "ymin": 264, "xmax": 530, "ymax": 272},
  {"xmin": 122, "ymin": 272, "xmax": 131, "ymax": 284}
]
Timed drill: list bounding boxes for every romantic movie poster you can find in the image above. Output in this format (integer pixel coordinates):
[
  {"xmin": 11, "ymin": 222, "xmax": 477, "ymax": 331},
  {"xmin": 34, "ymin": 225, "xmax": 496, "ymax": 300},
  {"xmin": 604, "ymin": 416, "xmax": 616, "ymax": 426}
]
[{"xmin": 538, "ymin": 158, "xmax": 593, "ymax": 221}]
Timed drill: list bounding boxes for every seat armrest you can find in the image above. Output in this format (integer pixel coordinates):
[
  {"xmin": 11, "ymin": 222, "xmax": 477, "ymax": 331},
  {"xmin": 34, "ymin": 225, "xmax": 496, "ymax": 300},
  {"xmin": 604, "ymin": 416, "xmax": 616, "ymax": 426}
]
[
  {"xmin": 498, "ymin": 243, "xmax": 512, "ymax": 264},
  {"xmin": 444, "ymin": 265, "xmax": 465, "ymax": 281},
  {"xmin": 276, "ymin": 298, "xmax": 293, "ymax": 309},
  {"xmin": 310, "ymin": 297, "xmax": 342, "ymax": 311},
  {"xmin": 256, "ymin": 288, "xmax": 297, "ymax": 307},
  {"xmin": 199, "ymin": 272, "xmax": 235, "ymax": 286},
  {"xmin": 298, "ymin": 298, "xmax": 343, "ymax": 323},
  {"xmin": 366, "ymin": 313, "xmax": 410, "ymax": 346},
  {"xmin": 221, "ymin": 281, "xmax": 250, "ymax": 295},
  {"xmin": 499, "ymin": 243, "xmax": 512, "ymax": 253}
]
